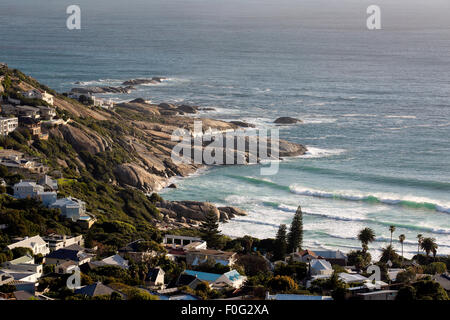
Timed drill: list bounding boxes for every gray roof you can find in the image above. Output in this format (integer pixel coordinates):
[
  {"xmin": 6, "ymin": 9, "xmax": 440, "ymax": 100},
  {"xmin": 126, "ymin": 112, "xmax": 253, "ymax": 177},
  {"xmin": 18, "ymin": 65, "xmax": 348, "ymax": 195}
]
[{"xmin": 74, "ymin": 282, "xmax": 115, "ymax": 297}]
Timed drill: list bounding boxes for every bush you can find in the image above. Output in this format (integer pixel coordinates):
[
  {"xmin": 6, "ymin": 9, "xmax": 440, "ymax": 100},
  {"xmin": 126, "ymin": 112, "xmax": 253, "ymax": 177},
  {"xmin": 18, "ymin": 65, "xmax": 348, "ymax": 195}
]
[
  {"xmin": 424, "ymin": 262, "xmax": 447, "ymax": 275},
  {"xmin": 267, "ymin": 275, "xmax": 298, "ymax": 293}
]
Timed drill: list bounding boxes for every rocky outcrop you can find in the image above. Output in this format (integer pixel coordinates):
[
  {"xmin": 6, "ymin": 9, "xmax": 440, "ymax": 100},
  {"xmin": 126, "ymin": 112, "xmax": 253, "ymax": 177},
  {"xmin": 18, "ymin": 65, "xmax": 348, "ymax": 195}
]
[
  {"xmin": 229, "ymin": 121, "xmax": 255, "ymax": 128},
  {"xmin": 71, "ymin": 86, "xmax": 134, "ymax": 94},
  {"xmin": 59, "ymin": 124, "xmax": 109, "ymax": 154},
  {"xmin": 114, "ymin": 163, "xmax": 168, "ymax": 192},
  {"xmin": 274, "ymin": 117, "xmax": 302, "ymax": 124},
  {"xmin": 122, "ymin": 77, "xmax": 166, "ymax": 86},
  {"xmin": 156, "ymin": 200, "xmax": 247, "ymax": 223}
]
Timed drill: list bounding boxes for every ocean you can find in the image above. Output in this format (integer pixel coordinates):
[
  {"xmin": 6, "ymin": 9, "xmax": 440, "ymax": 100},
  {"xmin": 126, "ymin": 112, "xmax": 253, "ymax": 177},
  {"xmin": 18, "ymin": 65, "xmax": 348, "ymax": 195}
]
[{"xmin": 1, "ymin": 0, "xmax": 449, "ymax": 258}]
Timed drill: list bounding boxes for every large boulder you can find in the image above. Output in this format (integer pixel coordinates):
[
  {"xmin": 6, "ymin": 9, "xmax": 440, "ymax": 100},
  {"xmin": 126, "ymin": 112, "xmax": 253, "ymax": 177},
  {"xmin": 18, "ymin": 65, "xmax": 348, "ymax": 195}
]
[
  {"xmin": 157, "ymin": 200, "xmax": 221, "ymax": 222},
  {"xmin": 274, "ymin": 117, "xmax": 302, "ymax": 124},
  {"xmin": 59, "ymin": 124, "xmax": 109, "ymax": 154},
  {"xmin": 114, "ymin": 163, "xmax": 168, "ymax": 192}
]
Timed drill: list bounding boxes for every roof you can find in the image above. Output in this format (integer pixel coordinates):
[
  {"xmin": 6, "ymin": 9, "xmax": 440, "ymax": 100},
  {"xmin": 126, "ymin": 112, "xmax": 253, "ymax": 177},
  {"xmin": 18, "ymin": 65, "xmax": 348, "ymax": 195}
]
[
  {"xmin": 187, "ymin": 249, "xmax": 235, "ymax": 258},
  {"xmin": 13, "ymin": 181, "xmax": 39, "ymax": 188},
  {"xmin": 75, "ymin": 282, "xmax": 115, "ymax": 297},
  {"xmin": 433, "ymin": 274, "xmax": 450, "ymax": 291},
  {"xmin": 46, "ymin": 245, "xmax": 89, "ymax": 262},
  {"xmin": 338, "ymin": 272, "xmax": 368, "ymax": 283},
  {"xmin": 358, "ymin": 290, "xmax": 398, "ymax": 296},
  {"xmin": 175, "ymin": 274, "xmax": 198, "ymax": 287},
  {"xmin": 310, "ymin": 259, "xmax": 332, "ymax": 270},
  {"xmin": 223, "ymin": 270, "xmax": 243, "ymax": 282},
  {"xmin": 7, "ymin": 235, "xmax": 47, "ymax": 251},
  {"xmin": 315, "ymin": 250, "xmax": 348, "ymax": 260},
  {"xmin": 297, "ymin": 249, "xmax": 317, "ymax": 257},
  {"xmin": 147, "ymin": 267, "xmax": 164, "ymax": 282},
  {"xmin": 183, "ymin": 270, "xmax": 221, "ymax": 283},
  {"xmin": 7, "ymin": 254, "xmax": 34, "ymax": 265},
  {"xmin": 101, "ymin": 254, "xmax": 129, "ymax": 269},
  {"xmin": 119, "ymin": 239, "xmax": 146, "ymax": 253}
]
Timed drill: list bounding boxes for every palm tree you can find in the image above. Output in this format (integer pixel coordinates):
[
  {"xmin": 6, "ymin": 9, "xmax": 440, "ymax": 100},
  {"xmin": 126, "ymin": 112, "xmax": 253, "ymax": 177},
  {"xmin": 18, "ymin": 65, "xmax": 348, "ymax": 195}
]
[
  {"xmin": 358, "ymin": 228, "xmax": 376, "ymax": 253},
  {"xmin": 389, "ymin": 226, "xmax": 396, "ymax": 246},
  {"xmin": 399, "ymin": 234, "xmax": 405, "ymax": 264},
  {"xmin": 420, "ymin": 237, "xmax": 438, "ymax": 257},
  {"xmin": 417, "ymin": 234, "xmax": 423, "ymax": 256}
]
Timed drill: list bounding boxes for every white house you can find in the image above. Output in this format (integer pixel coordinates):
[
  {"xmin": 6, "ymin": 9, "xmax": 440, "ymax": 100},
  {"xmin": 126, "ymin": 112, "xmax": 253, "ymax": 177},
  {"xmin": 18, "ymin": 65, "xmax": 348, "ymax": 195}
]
[
  {"xmin": 309, "ymin": 259, "xmax": 333, "ymax": 276},
  {"xmin": 7, "ymin": 235, "xmax": 50, "ymax": 256},
  {"xmin": 22, "ymin": 89, "xmax": 54, "ymax": 106},
  {"xmin": 49, "ymin": 197, "xmax": 86, "ymax": 221},
  {"xmin": 90, "ymin": 254, "xmax": 129, "ymax": 270},
  {"xmin": 182, "ymin": 269, "xmax": 246, "ymax": 290},
  {"xmin": 13, "ymin": 181, "xmax": 44, "ymax": 199},
  {"xmin": 0, "ymin": 117, "xmax": 18, "ymax": 136},
  {"xmin": 1, "ymin": 255, "xmax": 43, "ymax": 283}
]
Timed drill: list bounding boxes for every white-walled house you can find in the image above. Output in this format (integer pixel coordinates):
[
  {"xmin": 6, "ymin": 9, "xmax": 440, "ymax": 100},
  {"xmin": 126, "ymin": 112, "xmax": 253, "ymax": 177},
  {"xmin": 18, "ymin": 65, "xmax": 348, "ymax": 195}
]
[
  {"xmin": 309, "ymin": 259, "xmax": 333, "ymax": 276},
  {"xmin": 7, "ymin": 235, "xmax": 50, "ymax": 256},
  {"xmin": 49, "ymin": 197, "xmax": 86, "ymax": 221},
  {"xmin": 0, "ymin": 117, "xmax": 18, "ymax": 136},
  {"xmin": 22, "ymin": 89, "xmax": 54, "ymax": 106}
]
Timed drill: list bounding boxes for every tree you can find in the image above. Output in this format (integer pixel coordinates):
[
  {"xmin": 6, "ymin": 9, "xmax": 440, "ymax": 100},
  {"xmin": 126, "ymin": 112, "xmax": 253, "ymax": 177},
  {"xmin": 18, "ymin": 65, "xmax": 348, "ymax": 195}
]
[
  {"xmin": 267, "ymin": 275, "xmax": 298, "ymax": 293},
  {"xmin": 200, "ymin": 210, "xmax": 222, "ymax": 249},
  {"xmin": 357, "ymin": 228, "xmax": 375, "ymax": 252},
  {"xmin": 389, "ymin": 225, "xmax": 396, "ymax": 247},
  {"xmin": 417, "ymin": 234, "xmax": 423, "ymax": 256},
  {"xmin": 399, "ymin": 234, "xmax": 405, "ymax": 264},
  {"xmin": 420, "ymin": 237, "xmax": 438, "ymax": 257},
  {"xmin": 287, "ymin": 206, "xmax": 303, "ymax": 253},
  {"xmin": 273, "ymin": 224, "xmax": 287, "ymax": 261},
  {"xmin": 379, "ymin": 245, "xmax": 400, "ymax": 266},
  {"xmin": 396, "ymin": 286, "xmax": 416, "ymax": 301}
]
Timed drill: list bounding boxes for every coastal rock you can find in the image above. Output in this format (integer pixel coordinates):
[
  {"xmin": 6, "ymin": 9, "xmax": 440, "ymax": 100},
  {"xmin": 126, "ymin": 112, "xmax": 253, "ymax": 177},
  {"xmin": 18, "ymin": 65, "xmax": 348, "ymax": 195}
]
[
  {"xmin": 218, "ymin": 206, "xmax": 247, "ymax": 219},
  {"xmin": 167, "ymin": 183, "xmax": 177, "ymax": 189},
  {"xmin": 274, "ymin": 117, "xmax": 302, "ymax": 124},
  {"xmin": 229, "ymin": 121, "xmax": 255, "ymax": 128},
  {"xmin": 113, "ymin": 163, "xmax": 168, "ymax": 192},
  {"xmin": 130, "ymin": 98, "xmax": 148, "ymax": 104},
  {"xmin": 122, "ymin": 77, "xmax": 166, "ymax": 86},
  {"xmin": 177, "ymin": 105, "xmax": 198, "ymax": 114},
  {"xmin": 71, "ymin": 86, "xmax": 134, "ymax": 94},
  {"xmin": 156, "ymin": 200, "xmax": 221, "ymax": 222},
  {"xmin": 59, "ymin": 124, "xmax": 108, "ymax": 154}
]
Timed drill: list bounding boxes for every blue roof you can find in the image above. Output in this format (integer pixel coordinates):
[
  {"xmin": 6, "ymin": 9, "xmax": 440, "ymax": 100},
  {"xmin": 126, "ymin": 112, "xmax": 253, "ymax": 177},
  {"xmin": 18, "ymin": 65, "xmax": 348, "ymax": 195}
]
[
  {"xmin": 223, "ymin": 270, "xmax": 242, "ymax": 281},
  {"xmin": 183, "ymin": 270, "xmax": 221, "ymax": 283}
]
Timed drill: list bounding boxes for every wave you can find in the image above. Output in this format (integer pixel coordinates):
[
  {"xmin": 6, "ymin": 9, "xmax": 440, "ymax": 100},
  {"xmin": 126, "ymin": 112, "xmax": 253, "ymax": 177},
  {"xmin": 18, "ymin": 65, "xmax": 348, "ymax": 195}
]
[
  {"xmin": 264, "ymin": 202, "xmax": 450, "ymax": 235},
  {"xmin": 296, "ymin": 147, "xmax": 346, "ymax": 159},
  {"xmin": 289, "ymin": 185, "xmax": 450, "ymax": 214},
  {"xmin": 225, "ymin": 175, "xmax": 291, "ymax": 192},
  {"xmin": 285, "ymin": 164, "xmax": 450, "ymax": 191}
]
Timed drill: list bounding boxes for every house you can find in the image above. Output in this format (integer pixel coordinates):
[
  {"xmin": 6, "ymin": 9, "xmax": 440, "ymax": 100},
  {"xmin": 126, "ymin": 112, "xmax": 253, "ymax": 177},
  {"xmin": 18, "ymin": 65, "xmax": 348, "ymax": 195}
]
[
  {"xmin": 288, "ymin": 249, "xmax": 318, "ymax": 263},
  {"xmin": 55, "ymin": 261, "xmax": 78, "ymax": 274},
  {"xmin": 36, "ymin": 191, "xmax": 58, "ymax": 206},
  {"xmin": 13, "ymin": 180, "xmax": 44, "ymax": 199},
  {"xmin": 146, "ymin": 267, "xmax": 165, "ymax": 286},
  {"xmin": 163, "ymin": 234, "xmax": 205, "ymax": 248},
  {"xmin": 181, "ymin": 269, "xmax": 246, "ymax": 290},
  {"xmin": 43, "ymin": 234, "xmax": 84, "ymax": 251},
  {"xmin": 314, "ymin": 250, "xmax": 348, "ymax": 266},
  {"xmin": 266, "ymin": 293, "xmax": 333, "ymax": 300},
  {"xmin": 22, "ymin": 89, "xmax": 54, "ymax": 106},
  {"xmin": 0, "ymin": 270, "xmax": 14, "ymax": 286},
  {"xmin": 74, "ymin": 282, "xmax": 118, "ymax": 298},
  {"xmin": 357, "ymin": 290, "xmax": 398, "ymax": 301},
  {"xmin": 44, "ymin": 244, "xmax": 94, "ymax": 266},
  {"xmin": 214, "ymin": 270, "xmax": 247, "ymax": 289},
  {"xmin": 338, "ymin": 272, "xmax": 369, "ymax": 284},
  {"xmin": 118, "ymin": 239, "xmax": 158, "ymax": 263},
  {"xmin": 38, "ymin": 175, "xmax": 58, "ymax": 191},
  {"xmin": 19, "ymin": 116, "xmax": 41, "ymax": 136},
  {"xmin": 309, "ymin": 259, "xmax": 333, "ymax": 276},
  {"xmin": 7, "ymin": 235, "xmax": 50, "ymax": 256},
  {"xmin": 185, "ymin": 249, "xmax": 237, "ymax": 267},
  {"xmin": 0, "ymin": 116, "xmax": 18, "ymax": 136},
  {"xmin": 49, "ymin": 197, "xmax": 86, "ymax": 221},
  {"xmin": 0, "ymin": 255, "xmax": 43, "ymax": 283},
  {"xmin": 14, "ymin": 106, "xmax": 41, "ymax": 119},
  {"xmin": 35, "ymin": 105, "xmax": 56, "ymax": 120},
  {"xmin": 174, "ymin": 273, "xmax": 203, "ymax": 290},
  {"xmin": 90, "ymin": 254, "xmax": 129, "ymax": 270}
]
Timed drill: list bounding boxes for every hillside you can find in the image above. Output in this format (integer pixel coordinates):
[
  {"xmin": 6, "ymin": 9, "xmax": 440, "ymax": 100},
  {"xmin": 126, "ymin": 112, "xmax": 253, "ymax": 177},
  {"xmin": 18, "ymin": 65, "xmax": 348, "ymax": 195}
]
[{"xmin": 0, "ymin": 64, "xmax": 306, "ymax": 251}]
